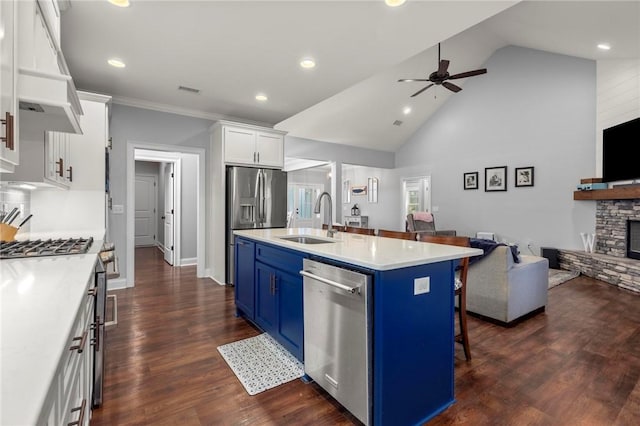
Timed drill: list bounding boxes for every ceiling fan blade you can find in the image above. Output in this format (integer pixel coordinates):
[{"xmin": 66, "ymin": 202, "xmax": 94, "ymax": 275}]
[
  {"xmin": 398, "ymin": 79, "xmax": 431, "ymax": 82},
  {"xmin": 410, "ymin": 83, "xmax": 434, "ymax": 97},
  {"xmin": 442, "ymin": 82, "xmax": 462, "ymax": 93},
  {"xmin": 448, "ymin": 69, "xmax": 487, "ymax": 80},
  {"xmin": 437, "ymin": 60, "xmax": 450, "ymax": 77}
]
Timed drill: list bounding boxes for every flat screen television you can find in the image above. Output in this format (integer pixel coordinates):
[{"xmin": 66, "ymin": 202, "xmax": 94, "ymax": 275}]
[{"xmin": 602, "ymin": 117, "xmax": 640, "ymax": 183}]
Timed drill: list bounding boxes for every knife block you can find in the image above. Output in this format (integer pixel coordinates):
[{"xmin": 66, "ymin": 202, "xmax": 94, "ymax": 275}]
[{"xmin": 0, "ymin": 223, "xmax": 18, "ymax": 242}]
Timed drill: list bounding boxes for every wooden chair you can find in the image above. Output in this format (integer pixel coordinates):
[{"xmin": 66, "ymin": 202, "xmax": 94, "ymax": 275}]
[
  {"xmin": 344, "ymin": 226, "xmax": 375, "ymax": 236},
  {"xmin": 417, "ymin": 234, "xmax": 472, "ymax": 361},
  {"xmin": 322, "ymin": 224, "xmax": 345, "ymax": 232},
  {"xmin": 377, "ymin": 229, "xmax": 417, "ymax": 241}
]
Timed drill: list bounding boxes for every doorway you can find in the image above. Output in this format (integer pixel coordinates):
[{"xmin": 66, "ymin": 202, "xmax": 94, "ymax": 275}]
[{"xmin": 126, "ymin": 142, "xmax": 205, "ymax": 288}]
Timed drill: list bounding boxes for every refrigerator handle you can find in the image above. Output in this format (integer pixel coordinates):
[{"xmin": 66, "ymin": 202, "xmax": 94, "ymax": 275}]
[
  {"xmin": 254, "ymin": 170, "xmax": 261, "ymax": 224},
  {"xmin": 261, "ymin": 170, "xmax": 266, "ymax": 222}
]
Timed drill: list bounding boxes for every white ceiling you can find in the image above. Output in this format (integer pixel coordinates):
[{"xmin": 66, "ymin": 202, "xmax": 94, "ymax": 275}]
[{"xmin": 61, "ymin": 1, "xmax": 640, "ymax": 153}]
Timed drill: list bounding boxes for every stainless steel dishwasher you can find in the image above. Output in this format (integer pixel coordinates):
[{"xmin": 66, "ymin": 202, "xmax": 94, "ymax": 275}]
[{"xmin": 300, "ymin": 258, "xmax": 372, "ymax": 425}]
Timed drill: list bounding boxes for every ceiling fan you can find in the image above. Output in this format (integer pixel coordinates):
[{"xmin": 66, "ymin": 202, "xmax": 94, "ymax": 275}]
[{"xmin": 398, "ymin": 43, "xmax": 487, "ymax": 97}]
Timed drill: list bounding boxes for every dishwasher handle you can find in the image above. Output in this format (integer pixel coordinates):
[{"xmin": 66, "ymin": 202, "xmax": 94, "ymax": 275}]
[{"xmin": 300, "ymin": 270, "xmax": 361, "ymax": 294}]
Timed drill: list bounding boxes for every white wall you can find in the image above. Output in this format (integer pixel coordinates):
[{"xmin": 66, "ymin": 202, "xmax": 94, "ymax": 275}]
[
  {"xmin": 595, "ymin": 59, "xmax": 640, "ymax": 176},
  {"xmin": 395, "ymin": 46, "xmax": 597, "ymax": 253},
  {"xmin": 341, "ymin": 165, "xmax": 398, "ymax": 231}
]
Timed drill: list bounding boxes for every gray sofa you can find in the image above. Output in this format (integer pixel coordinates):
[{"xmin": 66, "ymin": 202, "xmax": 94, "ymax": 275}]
[{"xmin": 465, "ymin": 245, "xmax": 549, "ymax": 325}]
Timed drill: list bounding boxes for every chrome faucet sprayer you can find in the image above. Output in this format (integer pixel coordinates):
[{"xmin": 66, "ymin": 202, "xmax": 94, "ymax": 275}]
[{"xmin": 314, "ymin": 191, "xmax": 336, "ymax": 237}]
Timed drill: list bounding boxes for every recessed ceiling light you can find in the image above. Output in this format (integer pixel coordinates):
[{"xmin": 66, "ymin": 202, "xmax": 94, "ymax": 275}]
[
  {"xmin": 597, "ymin": 43, "xmax": 611, "ymax": 50},
  {"xmin": 107, "ymin": 58, "xmax": 126, "ymax": 68},
  {"xmin": 255, "ymin": 94, "xmax": 268, "ymax": 102},
  {"xmin": 108, "ymin": 0, "xmax": 130, "ymax": 7},
  {"xmin": 300, "ymin": 58, "xmax": 316, "ymax": 69},
  {"xmin": 385, "ymin": 0, "xmax": 407, "ymax": 7},
  {"xmin": 403, "ymin": 106, "xmax": 412, "ymax": 115}
]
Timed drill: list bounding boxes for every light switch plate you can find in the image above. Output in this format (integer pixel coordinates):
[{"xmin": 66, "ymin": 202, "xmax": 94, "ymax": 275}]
[
  {"xmin": 112, "ymin": 205, "xmax": 124, "ymax": 214},
  {"xmin": 414, "ymin": 277, "xmax": 430, "ymax": 295}
]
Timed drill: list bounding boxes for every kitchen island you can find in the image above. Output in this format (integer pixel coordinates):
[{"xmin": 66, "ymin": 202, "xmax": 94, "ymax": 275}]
[{"xmin": 233, "ymin": 228, "xmax": 481, "ymax": 426}]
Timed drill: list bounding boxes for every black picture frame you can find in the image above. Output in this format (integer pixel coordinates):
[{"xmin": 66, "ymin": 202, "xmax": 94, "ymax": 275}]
[
  {"xmin": 515, "ymin": 166, "xmax": 535, "ymax": 187},
  {"xmin": 463, "ymin": 172, "xmax": 478, "ymax": 190},
  {"xmin": 485, "ymin": 166, "xmax": 507, "ymax": 192}
]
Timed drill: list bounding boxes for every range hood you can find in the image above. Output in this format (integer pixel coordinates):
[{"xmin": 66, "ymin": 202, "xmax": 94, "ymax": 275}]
[
  {"xmin": 18, "ymin": 68, "xmax": 83, "ymax": 135},
  {"xmin": 17, "ymin": 0, "xmax": 83, "ymax": 135}
]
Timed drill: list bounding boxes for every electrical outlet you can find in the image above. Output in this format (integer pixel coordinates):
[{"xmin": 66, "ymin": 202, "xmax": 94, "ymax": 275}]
[{"xmin": 414, "ymin": 277, "xmax": 430, "ymax": 295}]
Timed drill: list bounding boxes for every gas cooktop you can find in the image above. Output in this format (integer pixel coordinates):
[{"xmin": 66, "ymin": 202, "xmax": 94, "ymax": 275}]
[{"xmin": 0, "ymin": 237, "xmax": 94, "ymax": 259}]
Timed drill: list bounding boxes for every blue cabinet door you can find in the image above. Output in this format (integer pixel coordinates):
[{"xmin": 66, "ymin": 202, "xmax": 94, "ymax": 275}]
[
  {"xmin": 276, "ymin": 269, "xmax": 304, "ymax": 360},
  {"xmin": 255, "ymin": 262, "xmax": 278, "ymax": 335},
  {"xmin": 234, "ymin": 238, "xmax": 255, "ymax": 319}
]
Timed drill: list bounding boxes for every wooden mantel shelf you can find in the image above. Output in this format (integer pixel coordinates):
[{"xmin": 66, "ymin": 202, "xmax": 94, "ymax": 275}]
[{"xmin": 574, "ymin": 186, "xmax": 640, "ymax": 200}]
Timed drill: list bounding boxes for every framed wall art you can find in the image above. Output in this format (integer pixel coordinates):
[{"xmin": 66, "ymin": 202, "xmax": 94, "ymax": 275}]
[
  {"xmin": 351, "ymin": 185, "xmax": 367, "ymax": 196},
  {"xmin": 463, "ymin": 172, "xmax": 479, "ymax": 190},
  {"xmin": 515, "ymin": 166, "xmax": 534, "ymax": 187},
  {"xmin": 485, "ymin": 166, "xmax": 507, "ymax": 192}
]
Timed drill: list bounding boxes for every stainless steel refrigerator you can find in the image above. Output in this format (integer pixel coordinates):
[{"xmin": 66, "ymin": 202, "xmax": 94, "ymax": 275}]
[{"xmin": 226, "ymin": 166, "xmax": 288, "ymax": 284}]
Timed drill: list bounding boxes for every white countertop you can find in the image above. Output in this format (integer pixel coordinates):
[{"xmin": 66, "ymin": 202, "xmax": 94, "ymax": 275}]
[
  {"xmin": 234, "ymin": 228, "xmax": 482, "ymax": 271},
  {"xmin": 0, "ymin": 248, "xmax": 100, "ymax": 425}
]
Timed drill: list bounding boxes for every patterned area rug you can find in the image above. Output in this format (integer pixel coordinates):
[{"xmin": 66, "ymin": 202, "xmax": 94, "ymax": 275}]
[
  {"xmin": 217, "ymin": 333, "xmax": 304, "ymax": 395},
  {"xmin": 548, "ymin": 269, "xmax": 580, "ymax": 289}
]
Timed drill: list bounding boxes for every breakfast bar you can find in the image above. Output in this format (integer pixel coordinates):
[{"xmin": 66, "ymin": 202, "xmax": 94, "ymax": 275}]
[{"xmin": 233, "ymin": 227, "xmax": 481, "ymax": 426}]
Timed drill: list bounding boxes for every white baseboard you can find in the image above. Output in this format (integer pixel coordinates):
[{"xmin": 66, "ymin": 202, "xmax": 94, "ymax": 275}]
[
  {"xmin": 108, "ymin": 278, "xmax": 127, "ymax": 291},
  {"xmin": 181, "ymin": 257, "xmax": 197, "ymax": 266},
  {"xmin": 156, "ymin": 244, "xmax": 165, "ymax": 253}
]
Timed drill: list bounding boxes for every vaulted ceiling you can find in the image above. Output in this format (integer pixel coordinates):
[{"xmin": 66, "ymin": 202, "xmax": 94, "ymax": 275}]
[{"xmin": 61, "ymin": 1, "xmax": 640, "ymax": 152}]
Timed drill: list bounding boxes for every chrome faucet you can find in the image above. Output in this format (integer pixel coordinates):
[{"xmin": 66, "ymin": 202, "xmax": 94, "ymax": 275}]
[{"xmin": 314, "ymin": 191, "xmax": 336, "ymax": 237}]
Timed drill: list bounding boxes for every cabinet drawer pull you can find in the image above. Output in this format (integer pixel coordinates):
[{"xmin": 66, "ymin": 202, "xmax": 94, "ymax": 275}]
[
  {"xmin": 67, "ymin": 165, "xmax": 73, "ymax": 182},
  {"xmin": 1, "ymin": 112, "xmax": 14, "ymax": 150},
  {"xmin": 257, "ymin": 152, "xmax": 260, "ymax": 163},
  {"xmin": 69, "ymin": 330, "xmax": 88, "ymax": 353},
  {"xmin": 56, "ymin": 158, "xmax": 64, "ymax": 177},
  {"xmin": 88, "ymin": 287, "xmax": 98, "ymax": 297},
  {"xmin": 67, "ymin": 399, "xmax": 86, "ymax": 426}
]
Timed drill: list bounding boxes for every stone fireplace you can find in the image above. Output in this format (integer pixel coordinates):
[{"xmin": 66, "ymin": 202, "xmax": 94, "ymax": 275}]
[
  {"xmin": 595, "ymin": 199, "xmax": 640, "ymax": 258},
  {"xmin": 558, "ymin": 198, "xmax": 640, "ymax": 293}
]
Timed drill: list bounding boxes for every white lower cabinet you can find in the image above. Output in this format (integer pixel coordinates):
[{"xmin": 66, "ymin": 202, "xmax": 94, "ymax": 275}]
[{"xmin": 39, "ymin": 272, "xmax": 94, "ymax": 426}]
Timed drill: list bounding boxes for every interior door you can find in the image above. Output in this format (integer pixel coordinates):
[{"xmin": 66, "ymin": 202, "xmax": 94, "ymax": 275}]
[
  {"xmin": 163, "ymin": 163, "xmax": 175, "ymax": 265},
  {"xmin": 134, "ymin": 174, "xmax": 156, "ymax": 247},
  {"xmin": 287, "ymin": 184, "xmax": 324, "ymax": 228}
]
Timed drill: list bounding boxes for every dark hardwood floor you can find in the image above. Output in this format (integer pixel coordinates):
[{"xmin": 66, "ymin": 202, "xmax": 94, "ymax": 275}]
[{"xmin": 91, "ymin": 247, "xmax": 640, "ymax": 425}]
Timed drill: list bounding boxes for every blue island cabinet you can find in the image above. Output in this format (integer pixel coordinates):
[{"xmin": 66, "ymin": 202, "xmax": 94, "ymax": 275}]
[
  {"xmin": 234, "ymin": 235, "xmax": 457, "ymax": 425},
  {"xmin": 234, "ymin": 236, "xmax": 306, "ymax": 361},
  {"xmin": 369, "ymin": 261, "xmax": 455, "ymax": 426}
]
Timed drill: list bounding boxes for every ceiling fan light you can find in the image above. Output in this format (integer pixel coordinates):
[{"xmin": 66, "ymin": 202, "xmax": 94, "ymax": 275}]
[{"xmin": 385, "ymin": 0, "xmax": 407, "ymax": 7}]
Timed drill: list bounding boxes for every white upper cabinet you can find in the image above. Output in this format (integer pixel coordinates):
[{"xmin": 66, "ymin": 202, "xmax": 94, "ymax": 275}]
[
  {"xmin": 17, "ymin": 0, "xmax": 83, "ymax": 135},
  {"xmin": 221, "ymin": 123, "xmax": 285, "ymax": 169},
  {"xmin": 0, "ymin": 0, "xmax": 19, "ymax": 172},
  {"xmin": 8, "ymin": 92, "xmax": 110, "ymax": 189},
  {"xmin": 255, "ymin": 131, "xmax": 284, "ymax": 168}
]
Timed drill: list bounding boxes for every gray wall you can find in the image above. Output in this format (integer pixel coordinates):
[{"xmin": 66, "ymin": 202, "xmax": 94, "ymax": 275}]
[
  {"xmin": 180, "ymin": 154, "xmax": 198, "ymax": 260},
  {"xmin": 395, "ymin": 46, "xmax": 597, "ymax": 252},
  {"xmin": 110, "ymin": 105, "xmax": 212, "ymax": 280}
]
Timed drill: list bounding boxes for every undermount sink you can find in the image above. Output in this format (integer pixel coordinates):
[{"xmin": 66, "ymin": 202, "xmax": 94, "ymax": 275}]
[{"xmin": 279, "ymin": 235, "xmax": 337, "ymax": 245}]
